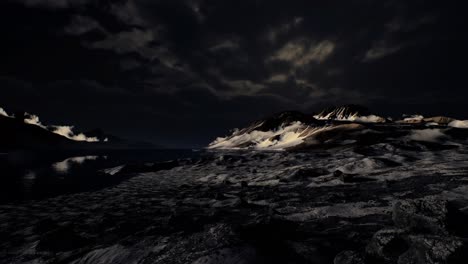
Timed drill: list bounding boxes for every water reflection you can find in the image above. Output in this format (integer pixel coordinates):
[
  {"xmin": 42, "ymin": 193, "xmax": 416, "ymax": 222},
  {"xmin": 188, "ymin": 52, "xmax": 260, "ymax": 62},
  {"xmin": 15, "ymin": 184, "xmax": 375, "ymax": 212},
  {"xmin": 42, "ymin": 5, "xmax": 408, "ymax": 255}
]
[
  {"xmin": 52, "ymin": 155, "xmax": 101, "ymax": 174},
  {"xmin": 0, "ymin": 149, "xmax": 200, "ymax": 203},
  {"xmin": 1, "ymin": 154, "xmax": 115, "ymax": 203}
]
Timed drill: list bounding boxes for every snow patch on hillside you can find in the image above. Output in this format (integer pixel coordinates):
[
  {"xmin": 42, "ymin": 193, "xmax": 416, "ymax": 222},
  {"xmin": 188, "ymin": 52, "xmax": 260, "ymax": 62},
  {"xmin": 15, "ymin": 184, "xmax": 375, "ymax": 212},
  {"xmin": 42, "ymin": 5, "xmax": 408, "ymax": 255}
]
[
  {"xmin": 0, "ymin": 106, "xmax": 103, "ymax": 142},
  {"xmin": 449, "ymin": 120, "xmax": 468, "ymax": 129},
  {"xmin": 52, "ymin": 126, "xmax": 99, "ymax": 142},
  {"xmin": 24, "ymin": 113, "xmax": 45, "ymax": 128},
  {"xmin": 0, "ymin": 107, "xmax": 10, "ymax": 117},
  {"xmin": 209, "ymin": 122, "xmax": 328, "ymax": 150}
]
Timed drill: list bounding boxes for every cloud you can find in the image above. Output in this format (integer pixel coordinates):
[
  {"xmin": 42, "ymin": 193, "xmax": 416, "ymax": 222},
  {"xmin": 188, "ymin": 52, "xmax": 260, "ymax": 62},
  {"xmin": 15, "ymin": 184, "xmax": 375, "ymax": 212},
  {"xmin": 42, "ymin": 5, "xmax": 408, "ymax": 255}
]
[
  {"xmin": 187, "ymin": 0, "xmax": 205, "ymax": 22},
  {"xmin": 266, "ymin": 17, "xmax": 304, "ymax": 42},
  {"xmin": 221, "ymin": 79, "xmax": 266, "ymax": 97},
  {"xmin": 363, "ymin": 43, "xmax": 403, "ymax": 62},
  {"xmin": 20, "ymin": 0, "xmax": 89, "ymax": 9},
  {"xmin": 209, "ymin": 39, "xmax": 240, "ymax": 52},
  {"xmin": 362, "ymin": 15, "xmax": 436, "ymax": 62},
  {"xmin": 88, "ymin": 29, "xmax": 155, "ymax": 55},
  {"xmin": 110, "ymin": 0, "xmax": 145, "ymax": 25},
  {"xmin": 270, "ymin": 39, "xmax": 335, "ymax": 66},
  {"xmin": 64, "ymin": 15, "xmax": 103, "ymax": 35},
  {"xmin": 266, "ymin": 74, "xmax": 289, "ymax": 83},
  {"xmin": 385, "ymin": 15, "xmax": 437, "ymax": 33},
  {"xmin": 84, "ymin": 25, "xmax": 182, "ymax": 67}
]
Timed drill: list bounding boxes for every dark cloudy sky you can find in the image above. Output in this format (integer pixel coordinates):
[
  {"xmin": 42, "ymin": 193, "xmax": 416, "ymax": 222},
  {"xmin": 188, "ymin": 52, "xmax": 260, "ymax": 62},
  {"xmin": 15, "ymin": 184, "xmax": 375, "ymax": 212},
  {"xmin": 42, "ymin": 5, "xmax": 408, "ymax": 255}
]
[{"xmin": 1, "ymin": 0, "xmax": 467, "ymax": 147}]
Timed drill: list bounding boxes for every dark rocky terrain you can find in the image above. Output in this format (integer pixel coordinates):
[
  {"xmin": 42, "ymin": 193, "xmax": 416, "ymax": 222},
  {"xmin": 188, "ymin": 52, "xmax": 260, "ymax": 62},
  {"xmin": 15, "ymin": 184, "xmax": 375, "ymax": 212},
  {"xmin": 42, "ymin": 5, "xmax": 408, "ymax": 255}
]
[
  {"xmin": 1, "ymin": 143, "xmax": 468, "ymax": 263},
  {"xmin": 1, "ymin": 106, "xmax": 468, "ymax": 263}
]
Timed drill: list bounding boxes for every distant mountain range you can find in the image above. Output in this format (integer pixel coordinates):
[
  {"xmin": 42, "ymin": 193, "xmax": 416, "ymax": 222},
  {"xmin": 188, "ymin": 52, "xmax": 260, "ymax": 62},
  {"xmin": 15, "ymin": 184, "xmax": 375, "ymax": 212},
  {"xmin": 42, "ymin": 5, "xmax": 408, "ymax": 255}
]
[
  {"xmin": 3, "ymin": 105, "xmax": 467, "ymax": 152},
  {"xmin": 208, "ymin": 105, "xmax": 468, "ymax": 150},
  {"xmin": 0, "ymin": 107, "xmax": 157, "ymax": 151}
]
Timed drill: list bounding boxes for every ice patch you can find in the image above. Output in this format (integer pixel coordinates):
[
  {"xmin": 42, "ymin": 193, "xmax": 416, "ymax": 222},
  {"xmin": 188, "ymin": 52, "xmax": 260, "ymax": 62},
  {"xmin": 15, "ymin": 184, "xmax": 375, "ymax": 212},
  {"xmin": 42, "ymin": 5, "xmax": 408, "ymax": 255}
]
[
  {"xmin": 449, "ymin": 120, "xmax": 468, "ymax": 129},
  {"xmin": 409, "ymin": 129, "xmax": 446, "ymax": 142}
]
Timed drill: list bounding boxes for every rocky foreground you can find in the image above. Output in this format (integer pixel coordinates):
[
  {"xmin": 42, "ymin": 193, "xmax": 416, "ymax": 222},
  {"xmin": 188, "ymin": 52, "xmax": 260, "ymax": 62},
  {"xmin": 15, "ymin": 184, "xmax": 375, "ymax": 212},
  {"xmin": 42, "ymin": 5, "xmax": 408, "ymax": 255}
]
[{"xmin": 1, "ymin": 141, "xmax": 468, "ymax": 263}]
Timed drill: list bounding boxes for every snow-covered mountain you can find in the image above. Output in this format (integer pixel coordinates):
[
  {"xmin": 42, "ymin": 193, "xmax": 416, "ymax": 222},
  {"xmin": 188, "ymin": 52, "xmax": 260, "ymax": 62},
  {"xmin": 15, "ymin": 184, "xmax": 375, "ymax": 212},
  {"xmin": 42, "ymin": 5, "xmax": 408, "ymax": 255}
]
[
  {"xmin": 0, "ymin": 106, "xmax": 157, "ymax": 151},
  {"xmin": 0, "ymin": 107, "xmax": 101, "ymax": 142},
  {"xmin": 209, "ymin": 105, "xmax": 468, "ymax": 150}
]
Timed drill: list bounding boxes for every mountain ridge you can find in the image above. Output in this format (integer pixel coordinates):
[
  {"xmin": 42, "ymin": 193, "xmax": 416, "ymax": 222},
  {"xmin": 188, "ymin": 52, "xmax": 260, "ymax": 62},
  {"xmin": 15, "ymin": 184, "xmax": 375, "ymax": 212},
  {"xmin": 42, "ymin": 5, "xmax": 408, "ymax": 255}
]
[
  {"xmin": 0, "ymin": 107, "xmax": 158, "ymax": 151},
  {"xmin": 208, "ymin": 105, "xmax": 468, "ymax": 150}
]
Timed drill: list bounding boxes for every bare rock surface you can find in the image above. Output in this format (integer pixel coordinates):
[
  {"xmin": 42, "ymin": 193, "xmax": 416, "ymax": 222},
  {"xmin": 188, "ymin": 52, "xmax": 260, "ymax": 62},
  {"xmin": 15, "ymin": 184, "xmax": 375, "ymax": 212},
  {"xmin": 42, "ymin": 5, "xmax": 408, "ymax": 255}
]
[{"xmin": 1, "ymin": 143, "xmax": 468, "ymax": 263}]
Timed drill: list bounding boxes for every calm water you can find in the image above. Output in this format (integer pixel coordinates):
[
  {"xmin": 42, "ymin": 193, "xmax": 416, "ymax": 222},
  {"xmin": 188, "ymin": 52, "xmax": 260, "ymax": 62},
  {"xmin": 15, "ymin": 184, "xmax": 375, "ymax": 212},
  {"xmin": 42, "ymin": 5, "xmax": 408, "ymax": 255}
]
[{"xmin": 0, "ymin": 149, "xmax": 202, "ymax": 204}]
